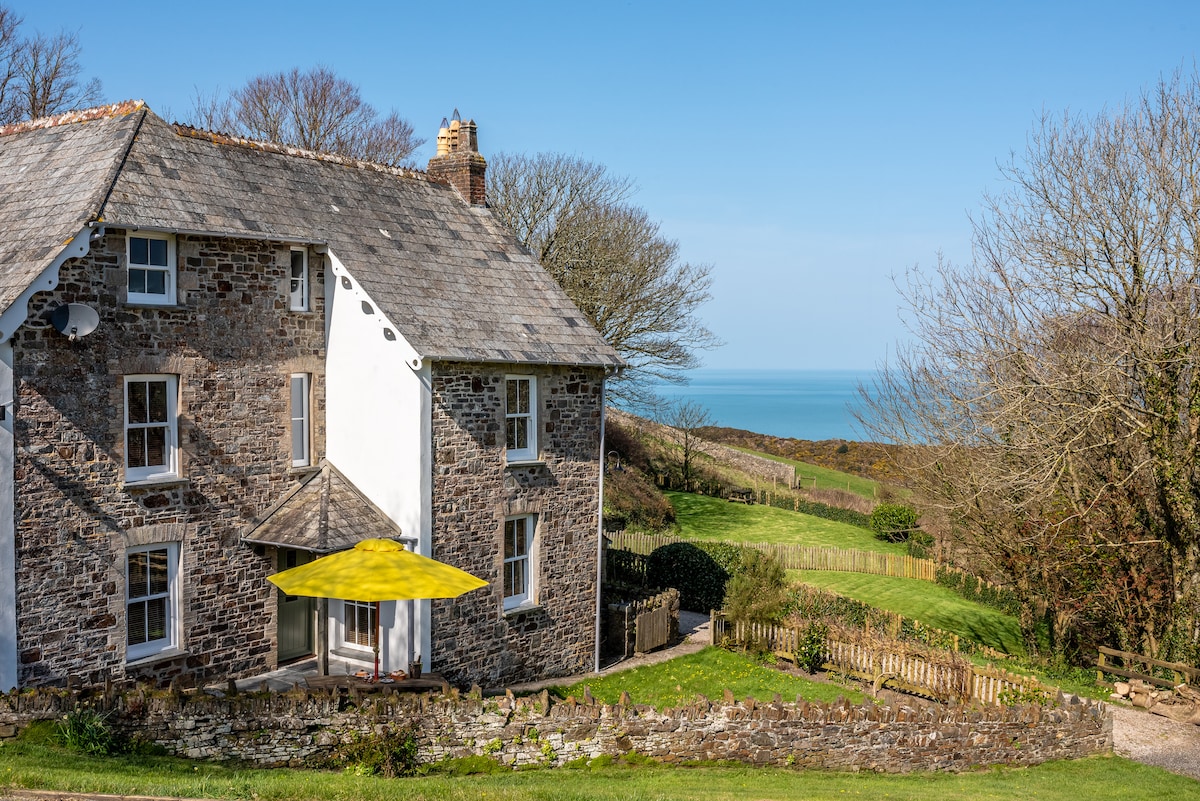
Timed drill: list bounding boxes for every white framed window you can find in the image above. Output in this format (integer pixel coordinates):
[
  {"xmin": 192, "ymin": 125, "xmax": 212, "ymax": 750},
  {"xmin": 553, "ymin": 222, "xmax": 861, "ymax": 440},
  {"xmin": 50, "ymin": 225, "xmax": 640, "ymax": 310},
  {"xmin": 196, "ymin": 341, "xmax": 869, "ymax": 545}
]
[
  {"xmin": 503, "ymin": 515, "xmax": 536, "ymax": 611},
  {"xmin": 127, "ymin": 233, "xmax": 176, "ymax": 305},
  {"xmin": 290, "ymin": 373, "xmax": 311, "ymax": 467},
  {"xmin": 344, "ymin": 600, "xmax": 376, "ymax": 649},
  {"xmin": 289, "ymin": 248, "xmax": 309, "ymax": 311},
  {"xmin": 124, "ymin": 375, "xmax": 179, "ymax": 483},
  {"xmin": 505, "ymin": 375, "xmax": 537, "ymax": 462},
  {"xmin": 126, "ymin": 542, "xmax": 180, "ymax": 661}
]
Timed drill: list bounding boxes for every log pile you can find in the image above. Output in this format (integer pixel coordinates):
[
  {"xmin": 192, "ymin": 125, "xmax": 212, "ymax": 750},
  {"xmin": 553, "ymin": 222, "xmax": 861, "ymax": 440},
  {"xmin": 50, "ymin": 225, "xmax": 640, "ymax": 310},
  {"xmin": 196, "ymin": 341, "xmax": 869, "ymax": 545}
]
[{"xmin": 1111, "ymin": 680, "xmax": 1200, "ymax": 724}]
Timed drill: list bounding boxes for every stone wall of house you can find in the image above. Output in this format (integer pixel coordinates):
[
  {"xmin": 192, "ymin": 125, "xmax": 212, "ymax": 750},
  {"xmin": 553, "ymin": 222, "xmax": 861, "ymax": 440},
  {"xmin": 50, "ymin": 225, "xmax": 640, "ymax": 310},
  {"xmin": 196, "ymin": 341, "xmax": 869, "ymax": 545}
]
[
  {"xmin": 13, "ymin": 230, "xmax": 327, "ymax": 687},
  {"xmin": 0, "ymin": 687, "xmax": 1112, "ymax": 773},
  {"xmin": 430, "ymin": 363, "xmax": 605, "ymax": 687}
]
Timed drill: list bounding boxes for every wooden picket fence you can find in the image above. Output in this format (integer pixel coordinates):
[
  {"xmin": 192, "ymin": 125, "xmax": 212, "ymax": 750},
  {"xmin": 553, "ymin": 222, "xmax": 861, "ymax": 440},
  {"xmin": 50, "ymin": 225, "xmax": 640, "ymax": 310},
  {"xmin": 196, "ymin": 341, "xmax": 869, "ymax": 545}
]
[
  {"xmin": 714, "ymin": 617, "xmax": 1047, "ymax": 705},
  {"xmin": 607, "ymin": 530, "xmax": 937, "ymax": 581}
]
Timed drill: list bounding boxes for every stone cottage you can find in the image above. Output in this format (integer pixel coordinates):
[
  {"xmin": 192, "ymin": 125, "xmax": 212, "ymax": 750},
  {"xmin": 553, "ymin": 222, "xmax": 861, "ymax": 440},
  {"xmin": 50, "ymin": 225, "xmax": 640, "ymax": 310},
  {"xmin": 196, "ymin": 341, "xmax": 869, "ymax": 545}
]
[{"xmin": 0, "ymin": 102, "xmax": 621, "ymax": 691}]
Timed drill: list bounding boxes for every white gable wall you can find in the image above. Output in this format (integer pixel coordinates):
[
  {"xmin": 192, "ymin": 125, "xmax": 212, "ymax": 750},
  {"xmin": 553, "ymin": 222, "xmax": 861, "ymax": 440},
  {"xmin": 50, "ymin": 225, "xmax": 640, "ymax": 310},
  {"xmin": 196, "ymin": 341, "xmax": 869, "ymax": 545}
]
[{"xmin": 324, "ymin": 251, "xmax": 432, "ymax": 671}]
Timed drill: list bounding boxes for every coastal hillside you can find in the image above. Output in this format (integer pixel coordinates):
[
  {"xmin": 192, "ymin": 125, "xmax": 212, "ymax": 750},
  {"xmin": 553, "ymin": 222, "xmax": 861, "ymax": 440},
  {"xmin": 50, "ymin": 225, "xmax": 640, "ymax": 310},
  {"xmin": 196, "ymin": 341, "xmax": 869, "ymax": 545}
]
[{"xmin": 696, "ymin": 425, "xmax": 907, "ymax": 486}]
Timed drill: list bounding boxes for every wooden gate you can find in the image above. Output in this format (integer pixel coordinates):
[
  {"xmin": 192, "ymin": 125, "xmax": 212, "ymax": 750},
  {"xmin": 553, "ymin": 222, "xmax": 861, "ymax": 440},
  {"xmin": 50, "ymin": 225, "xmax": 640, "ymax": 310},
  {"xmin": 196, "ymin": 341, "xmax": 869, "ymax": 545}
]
[{"xmin": 634, "ymin": 605, "xmax": 670, "ymax": 653}]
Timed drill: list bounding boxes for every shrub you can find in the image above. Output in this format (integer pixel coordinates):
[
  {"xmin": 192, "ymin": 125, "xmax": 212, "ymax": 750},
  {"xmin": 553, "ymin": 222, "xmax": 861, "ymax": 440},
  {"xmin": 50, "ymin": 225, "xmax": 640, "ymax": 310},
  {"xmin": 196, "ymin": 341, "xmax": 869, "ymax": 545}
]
[
  {"xmin": 646, "ymin": 542, "xmax": 737, "ymax": 612},
  {"xmin": 54, "ymin": 707, "xmax": 122, "ymax": 756},
  {"xmin": 795, "ymin": 620, "xmax": 829, "ymax": 674},
  {"xmin": 723, "ymin": 551, "xmax": 789, "ymax": 628},
  {"xmin": 869, "ymin": 503, "xmax": 920, "ymax": 542},
  {"xmin": 331, "ymin": 725, "xmax": 421, "ymax": 777}
]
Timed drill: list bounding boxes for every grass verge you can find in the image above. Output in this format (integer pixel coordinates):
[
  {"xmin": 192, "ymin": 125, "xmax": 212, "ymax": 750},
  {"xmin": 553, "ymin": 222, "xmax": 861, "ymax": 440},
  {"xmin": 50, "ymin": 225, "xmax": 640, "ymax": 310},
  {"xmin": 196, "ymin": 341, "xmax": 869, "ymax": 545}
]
[
  {"xmin": 554, "ymin": 647, "xmax": 863, "ymax": 708},
  {"xmin": 0, "ymin": 730, "xmax": 1196, "ymax": 801},
  {"xmin": 666, "ymin": 491, "xmax": 903, "ymax": 554}
]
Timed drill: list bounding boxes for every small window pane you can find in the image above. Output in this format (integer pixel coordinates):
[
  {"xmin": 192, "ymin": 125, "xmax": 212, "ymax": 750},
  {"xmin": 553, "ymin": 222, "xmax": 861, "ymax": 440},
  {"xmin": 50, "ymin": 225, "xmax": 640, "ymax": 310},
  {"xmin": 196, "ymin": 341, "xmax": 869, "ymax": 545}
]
[
  {"xmin": 515, "ymin": 380, "xmax": 529, "ymax": 414},
  {"xmin": 145, "ymin": 270, "xmax": 166, "ymax": 295},
  {"xmin": 144, "ymin": 426, "xmax": 166, "ymax": 467},
  {"xmin": 507, "ymin": 418, "xmax": 527, "ymax": 451},
  {"xmin": 146, "ymin": 597, "xmax": 167, "ymax": 641},
  {"xmin": 128, "ymin": 552, "xmax": 148, "ymax": 597},
  {"xmin": 127, "ymin": 428, "xmax": 147, "ymax": 468},
  {"xmin": 148, "ymin": 548, "xmax": 169, "ymax": 595},
  {"xmin": 130, "ymin": 237, "xmax": 148, "ymax": 265},
  {"xmin": 148, "ymin": 238, "xmax": 168, "ymax": 266},
  {"xmin": 148, "ymin": 381, "xmax": 168, "ymax": 422},
  {"xmin": 128, "ymin": 268, "xmax": 147, "ymax": 294},
  {"xmin": 128, "ymin": 382, "xmax": 148, "ymax": 424},
  {"xmin": 128, "ymin": 602, "xmax": 146, "ymax": 645},
  {"xmin": 507, "ymin": 379, "xmax": 518, "ymax": 411}
]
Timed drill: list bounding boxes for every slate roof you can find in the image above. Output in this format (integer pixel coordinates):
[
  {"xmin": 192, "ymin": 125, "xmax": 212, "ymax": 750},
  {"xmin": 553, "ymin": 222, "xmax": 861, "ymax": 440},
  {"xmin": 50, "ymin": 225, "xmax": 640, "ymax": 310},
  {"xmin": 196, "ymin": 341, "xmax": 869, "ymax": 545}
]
[
  {"xmin": 0, "ymin": 102, "xmax": 621, "ymax": 367},
  {"xmin": 241, "ymin": 461, "xmax": 404, "ymax": 553}
]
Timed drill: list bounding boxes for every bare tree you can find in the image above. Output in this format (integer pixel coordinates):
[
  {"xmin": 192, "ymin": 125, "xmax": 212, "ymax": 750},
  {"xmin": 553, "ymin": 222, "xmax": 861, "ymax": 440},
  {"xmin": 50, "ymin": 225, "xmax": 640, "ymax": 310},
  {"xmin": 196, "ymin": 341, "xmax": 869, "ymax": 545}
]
[
  {"xmin": 860, "ymin": 71, "xmax": 1200, "ymax": 662},
  {"xmin": 488, "ymin": 152, "xmax": 720, "ymax": 405},
  {"xmin": 0, "ymin": 7, "xmax": 102, "ymax": 124},
  {"xmin": 188, "ymin": 67, "xmax": 422, "ymax": 166},
  {"xmin": 661, "ymin": 399, "xmax": 713, "ymax": 491}
]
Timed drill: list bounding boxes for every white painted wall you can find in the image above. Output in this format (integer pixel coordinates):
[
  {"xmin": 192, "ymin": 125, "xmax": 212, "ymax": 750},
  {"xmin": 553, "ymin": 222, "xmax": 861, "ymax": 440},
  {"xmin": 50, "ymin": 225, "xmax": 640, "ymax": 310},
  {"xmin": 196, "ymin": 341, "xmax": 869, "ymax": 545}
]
[{"xmin": 323, "ymin": 251, "xmax": 432, "ymax": 672}]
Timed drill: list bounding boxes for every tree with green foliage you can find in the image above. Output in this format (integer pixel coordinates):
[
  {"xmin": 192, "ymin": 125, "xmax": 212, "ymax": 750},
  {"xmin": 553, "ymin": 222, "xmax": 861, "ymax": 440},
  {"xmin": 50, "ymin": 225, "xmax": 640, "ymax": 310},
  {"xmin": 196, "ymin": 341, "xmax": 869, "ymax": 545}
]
[
  {"xmin": 723, "ymin": 551, "xmax": 789, "ymax": 627},
  {"xmin": 869, "ymin": 503, "xmax": 920, "ymax": 543}
]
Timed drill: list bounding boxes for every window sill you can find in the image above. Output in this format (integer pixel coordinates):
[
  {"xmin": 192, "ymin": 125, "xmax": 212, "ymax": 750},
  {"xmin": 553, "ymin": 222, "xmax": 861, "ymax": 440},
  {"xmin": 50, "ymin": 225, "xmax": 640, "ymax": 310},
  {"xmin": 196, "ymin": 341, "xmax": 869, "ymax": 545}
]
[
  {"xmin": 330, "ymin": 647, "xmax": 374, "ymax": 663},
  {"xmin": 505, "ymin": 459, "xmax": 546, "ymax": 469},
  {"xmin": 503, "ymin": 602, "xmax": 542, "ymax": 619},
  {"xmin": 124, "ymin": 301, "xmax": 181, "ymax": 310},
  {"xmin": 127, "ymin": 647, "xmax": 188, "ymax": 668},
  {"xmin": 288, "ymin": 464, "xmax": 320, "ymax": 478},
  {"xmin": 123, "ymin": 476, "xmax": 188, "ymax": 490}
]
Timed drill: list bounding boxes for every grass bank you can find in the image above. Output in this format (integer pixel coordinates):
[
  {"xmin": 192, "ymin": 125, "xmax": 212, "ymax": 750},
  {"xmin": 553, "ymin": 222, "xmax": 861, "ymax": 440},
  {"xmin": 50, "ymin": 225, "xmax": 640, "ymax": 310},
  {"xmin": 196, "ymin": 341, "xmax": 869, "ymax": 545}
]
[
  {"xmin": 735, "ymin": 447, "xmax": 882, "ymax": 499},
  {"xmin": 666, "ymin": 491, "xmax": 903, "ymax": 554},
  {"xmin": 793, "ymin": 570, "xmax": 1025, "ymax": 655}
]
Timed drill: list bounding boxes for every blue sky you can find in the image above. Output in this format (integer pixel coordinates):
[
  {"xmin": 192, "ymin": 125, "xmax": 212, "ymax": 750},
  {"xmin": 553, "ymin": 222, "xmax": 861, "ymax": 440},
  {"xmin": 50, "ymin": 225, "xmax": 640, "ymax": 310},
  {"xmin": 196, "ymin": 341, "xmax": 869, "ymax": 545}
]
[{"xmin": 16, "ymin": 0, "xmax": 1200, "ymax": 369}]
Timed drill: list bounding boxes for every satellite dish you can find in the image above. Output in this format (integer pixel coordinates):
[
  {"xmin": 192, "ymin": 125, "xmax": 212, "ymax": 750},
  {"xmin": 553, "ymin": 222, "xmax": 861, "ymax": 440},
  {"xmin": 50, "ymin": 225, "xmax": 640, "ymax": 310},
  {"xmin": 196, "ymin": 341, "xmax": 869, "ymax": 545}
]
[{"xmin": 49, "ymin": 303, "xmax": 100, "ymax": 340}]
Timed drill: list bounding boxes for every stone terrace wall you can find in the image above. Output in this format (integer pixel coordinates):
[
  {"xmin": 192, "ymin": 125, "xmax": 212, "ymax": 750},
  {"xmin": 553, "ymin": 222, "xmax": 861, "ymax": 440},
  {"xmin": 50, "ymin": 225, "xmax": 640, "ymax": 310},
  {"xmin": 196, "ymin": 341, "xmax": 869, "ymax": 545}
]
[
  {"xmin": 610, "ymin": 410, "xmax": 795, "ymax": 487},
  {"xmin": 0, "ymin": 686, "xmax": 1111, "ymax": 773}
]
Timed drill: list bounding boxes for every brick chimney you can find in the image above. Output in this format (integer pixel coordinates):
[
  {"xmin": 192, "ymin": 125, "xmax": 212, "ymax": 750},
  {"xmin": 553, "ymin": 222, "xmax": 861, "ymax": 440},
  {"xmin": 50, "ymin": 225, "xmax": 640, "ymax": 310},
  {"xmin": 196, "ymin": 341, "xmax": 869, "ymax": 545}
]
[{"xmin": 427, "ymin": 109, "xmax": 487, "ymax": 206}]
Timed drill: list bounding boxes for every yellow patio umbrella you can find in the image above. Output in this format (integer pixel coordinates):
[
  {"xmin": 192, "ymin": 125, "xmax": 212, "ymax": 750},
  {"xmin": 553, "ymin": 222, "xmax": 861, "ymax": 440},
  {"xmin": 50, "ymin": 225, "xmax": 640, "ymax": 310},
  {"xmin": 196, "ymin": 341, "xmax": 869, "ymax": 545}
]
[{"xmin": 267, "ymin": 538, "xmax": 488, "ymax": 679}]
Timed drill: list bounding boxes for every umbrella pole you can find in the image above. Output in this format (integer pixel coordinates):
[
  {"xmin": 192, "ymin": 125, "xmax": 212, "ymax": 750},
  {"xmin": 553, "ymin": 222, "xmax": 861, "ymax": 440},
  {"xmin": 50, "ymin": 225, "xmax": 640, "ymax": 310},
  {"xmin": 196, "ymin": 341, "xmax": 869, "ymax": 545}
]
[{"xmin": 373, "ymin": 600, "xmax": 381, "ymax": 681}]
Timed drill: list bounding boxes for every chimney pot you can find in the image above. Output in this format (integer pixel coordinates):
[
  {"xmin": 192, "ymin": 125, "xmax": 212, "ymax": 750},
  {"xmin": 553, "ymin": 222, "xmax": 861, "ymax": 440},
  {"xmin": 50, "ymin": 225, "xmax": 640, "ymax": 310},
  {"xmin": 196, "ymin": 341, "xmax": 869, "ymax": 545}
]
[{"xmin": 427, "ymin": 110, "xmax": 487, "ymax": 206}]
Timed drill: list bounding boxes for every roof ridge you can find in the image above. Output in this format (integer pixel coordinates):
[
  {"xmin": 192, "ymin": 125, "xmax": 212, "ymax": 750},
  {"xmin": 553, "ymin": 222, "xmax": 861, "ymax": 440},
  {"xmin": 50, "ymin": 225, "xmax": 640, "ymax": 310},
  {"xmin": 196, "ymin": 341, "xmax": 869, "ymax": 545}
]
[
  {"xmin": 0, "ymin": 100, "xmax": 146, "ymax": 138},
  {"xmin": 170, "ymin": 121, "xmax": 436, "ymax": 183}
]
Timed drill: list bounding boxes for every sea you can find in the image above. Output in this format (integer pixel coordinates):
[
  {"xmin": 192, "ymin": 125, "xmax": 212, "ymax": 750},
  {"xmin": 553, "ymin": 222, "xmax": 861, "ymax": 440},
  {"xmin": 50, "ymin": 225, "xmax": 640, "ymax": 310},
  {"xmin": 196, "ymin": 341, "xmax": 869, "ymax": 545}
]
[{"xmin": 647, "ymin": 368, "xmax": 873, "ymax": 442}]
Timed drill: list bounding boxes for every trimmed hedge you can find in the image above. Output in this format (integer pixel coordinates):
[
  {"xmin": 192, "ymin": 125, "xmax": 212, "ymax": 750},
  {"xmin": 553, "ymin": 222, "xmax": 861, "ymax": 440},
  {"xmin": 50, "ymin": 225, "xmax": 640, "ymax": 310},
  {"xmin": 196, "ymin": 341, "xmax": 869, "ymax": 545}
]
[
  {"xmin": 756, "ymin": 492, "xmax": 872, "ymax": 529},
  {"xmin": 645, "ymin": 541, "xmax": 751, "ymax": 612}
]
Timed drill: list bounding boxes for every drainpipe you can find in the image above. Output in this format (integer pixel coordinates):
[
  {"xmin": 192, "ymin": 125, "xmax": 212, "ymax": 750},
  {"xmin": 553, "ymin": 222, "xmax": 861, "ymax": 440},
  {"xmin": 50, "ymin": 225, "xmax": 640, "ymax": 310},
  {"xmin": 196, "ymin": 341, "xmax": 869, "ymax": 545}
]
[{"xmin": 594, "ymin": 373, "xmax": 608, "ymax": 673}]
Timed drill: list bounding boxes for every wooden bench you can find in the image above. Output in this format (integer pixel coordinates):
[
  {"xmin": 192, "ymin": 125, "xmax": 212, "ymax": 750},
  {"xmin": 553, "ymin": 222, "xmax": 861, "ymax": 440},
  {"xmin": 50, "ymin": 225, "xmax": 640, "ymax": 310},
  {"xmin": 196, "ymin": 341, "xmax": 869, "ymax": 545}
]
[{"xmin": 728, "ymin": 488, "xmax": 753, "ymax": 504}]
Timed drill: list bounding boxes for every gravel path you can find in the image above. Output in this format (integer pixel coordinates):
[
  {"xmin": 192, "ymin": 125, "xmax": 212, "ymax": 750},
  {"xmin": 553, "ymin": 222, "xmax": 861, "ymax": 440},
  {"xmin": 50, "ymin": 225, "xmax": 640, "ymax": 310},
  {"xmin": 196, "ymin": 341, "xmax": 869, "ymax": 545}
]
[{"xmin": 1112, "ymin": 704, "xmax": 1200, "ymax": 781}]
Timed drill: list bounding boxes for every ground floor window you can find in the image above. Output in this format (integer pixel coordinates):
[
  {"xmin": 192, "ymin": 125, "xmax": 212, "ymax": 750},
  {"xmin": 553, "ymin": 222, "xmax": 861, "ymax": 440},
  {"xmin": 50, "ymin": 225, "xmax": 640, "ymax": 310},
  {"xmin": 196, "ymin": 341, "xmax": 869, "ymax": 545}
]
[
  {"xmin": 503, "ymin": 515, "xmax": 536, "ymax": 610},
  {"xmin": 126, "ymin": 542, "xmax": 179, "ymax": 661},
  {"xmin": 344, "ymin": 600, "xmax": 376, "ymax": 648}
]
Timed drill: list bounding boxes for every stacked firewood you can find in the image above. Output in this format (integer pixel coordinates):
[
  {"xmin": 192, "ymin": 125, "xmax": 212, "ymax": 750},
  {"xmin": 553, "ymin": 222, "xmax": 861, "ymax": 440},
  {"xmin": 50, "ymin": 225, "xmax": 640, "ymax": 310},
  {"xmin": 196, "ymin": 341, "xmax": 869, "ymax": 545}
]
[{"xmin": 1112, "ymin": 680, "xmax": 1200, "ymax": 724}]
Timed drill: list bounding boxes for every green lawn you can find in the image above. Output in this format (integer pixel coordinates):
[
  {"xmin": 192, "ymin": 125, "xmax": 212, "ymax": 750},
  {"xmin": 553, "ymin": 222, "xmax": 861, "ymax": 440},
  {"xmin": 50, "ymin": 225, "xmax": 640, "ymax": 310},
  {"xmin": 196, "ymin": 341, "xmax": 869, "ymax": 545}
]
[
  {"xmin": 556, "ymin": 646, "xmax": 863, "ymax": 708},
  {"xmin": 735, "ymin": 447, "xmax": 881, "ymax": 499},
  {"xmin": 1, "ymin": 731, "xmax": 1196, "ymax": 801},
  {"xmin": 666, "ymin": 491, "xmax": 904, "ymax": 554},
  {"xmin": 794, "ymin": 570, "xmax": 1026, "ymax": 655}
]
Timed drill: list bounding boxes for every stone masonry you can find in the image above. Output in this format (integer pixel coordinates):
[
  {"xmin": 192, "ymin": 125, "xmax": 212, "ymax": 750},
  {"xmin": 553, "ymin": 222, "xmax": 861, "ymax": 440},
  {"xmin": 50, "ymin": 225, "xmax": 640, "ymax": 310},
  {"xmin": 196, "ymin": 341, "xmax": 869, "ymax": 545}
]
[
  {"xmin": 430, "ymin": 363, "xmax": 605, "ymax": 687},
  {"xmin": 0, "ymin": 686, "xmax": 1114, "ymax": 773},
  {"xmin": 13, "ymin": 229, "xmax": 326, "ymax": 687}
]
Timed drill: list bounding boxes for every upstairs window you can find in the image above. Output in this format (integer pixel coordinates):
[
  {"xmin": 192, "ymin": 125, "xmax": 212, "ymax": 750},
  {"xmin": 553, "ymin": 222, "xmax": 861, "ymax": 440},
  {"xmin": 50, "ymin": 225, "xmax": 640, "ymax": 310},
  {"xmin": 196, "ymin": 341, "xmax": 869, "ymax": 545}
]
[
  {"xmin": 127, "ymin": 233, "xmax": 176, "ymax": 305},
  {"xmin": 126, "ymin": 542, "xmax": 179, "ymax": 661},
  {"xmin": 289, "ymin": 248, "xmax": 309, "ymax": 311},
  {"xmin": 290, "ymin": 373, "xmax": 311, "ymax": 467},
  {"xmin": 125, "ymin": 375, "xmax": 178, "ymax": 483},
  {"xmin": 505, "ymin": 375, "xmax": 537, "ymax": 462}
]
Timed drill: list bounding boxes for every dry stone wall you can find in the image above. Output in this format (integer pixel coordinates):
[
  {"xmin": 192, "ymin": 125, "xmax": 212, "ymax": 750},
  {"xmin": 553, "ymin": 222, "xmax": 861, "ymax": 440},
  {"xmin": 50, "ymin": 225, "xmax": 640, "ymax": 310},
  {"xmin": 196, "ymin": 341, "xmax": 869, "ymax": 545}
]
[
  {"xmin": 13, "ymin": 230, "xmax": 327, "ymax": 687},
  {"xmin": 0, "ymin": 686, "xmax": 1112, "ymax": 773},
  {"xmin": 429, "ymin": 364, "xmax": 604, "ymax": 687}
]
